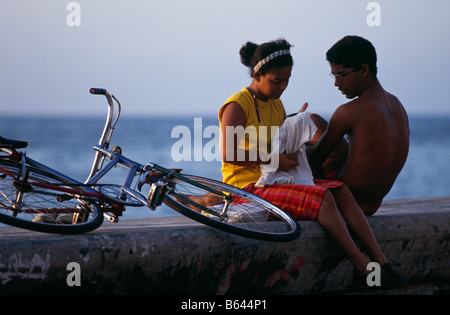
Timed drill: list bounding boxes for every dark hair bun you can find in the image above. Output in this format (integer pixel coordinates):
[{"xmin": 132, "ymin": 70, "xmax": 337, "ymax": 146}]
[
  {"xmin": 239, "ymin": 42, "xmax": 258, "ymax": 67},
  {"xmin": 238, "ymin": 38, "xmax": 293, "ymax": 77}
]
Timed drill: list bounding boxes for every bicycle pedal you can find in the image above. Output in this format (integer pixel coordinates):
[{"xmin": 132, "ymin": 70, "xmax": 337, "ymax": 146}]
[
  {"xmin": 104, "ymin": 212, "xmax": 119, "ymax": 223},
  {"xmin": 147, "ymin": 182, "xmax": 167, "ymax": 210},
  {"xmin": 137, "ymin": 169, "xmax": 182, "ymax": 191}
]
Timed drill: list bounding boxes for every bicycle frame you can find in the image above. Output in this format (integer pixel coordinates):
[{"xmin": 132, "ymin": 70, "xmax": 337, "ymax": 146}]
[
  {"xmin": 84, "ymin": 89, "xmax": 180, "ymax": 209},
  {"xmin": 0, "ymin": 88, "xmax": 231, "ymax": 223}
]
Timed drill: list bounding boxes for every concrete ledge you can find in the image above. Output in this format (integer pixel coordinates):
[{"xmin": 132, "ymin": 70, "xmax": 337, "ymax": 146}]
[{"xmin": 0, "ymin": 197, "xmax": 449, "ymax": 295}]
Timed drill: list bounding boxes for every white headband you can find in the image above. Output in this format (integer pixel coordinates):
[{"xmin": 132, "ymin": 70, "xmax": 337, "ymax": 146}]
[{"xmin": 253, "ymin": 49, "xmax": 291, "ymax": 73}]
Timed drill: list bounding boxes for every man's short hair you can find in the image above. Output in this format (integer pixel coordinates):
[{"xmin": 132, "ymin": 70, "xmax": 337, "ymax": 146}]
[{"xmin": 326, "ymin": 36, "xmax": 378, "ymax": 77}]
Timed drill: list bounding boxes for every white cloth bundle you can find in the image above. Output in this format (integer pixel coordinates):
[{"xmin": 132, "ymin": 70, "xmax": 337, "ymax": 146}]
[{"xmin": 255, "ymin": 112, "xmax": 317, "ymax": 187}]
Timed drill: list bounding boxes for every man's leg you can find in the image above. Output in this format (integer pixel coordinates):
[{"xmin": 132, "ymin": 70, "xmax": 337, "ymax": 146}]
[
  {"xmin": 317, "ymin": 190, "xmax": 371, "ymax": 274},
  {"xmin": 331, "ymin": 185, "xmax": 387, "ymax": 264}
]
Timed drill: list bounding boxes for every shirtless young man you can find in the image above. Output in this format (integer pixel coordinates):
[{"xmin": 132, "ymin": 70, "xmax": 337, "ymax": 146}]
[{"xmin": 308, "ymin": 36, "xmax": 410, "ymax": 215}]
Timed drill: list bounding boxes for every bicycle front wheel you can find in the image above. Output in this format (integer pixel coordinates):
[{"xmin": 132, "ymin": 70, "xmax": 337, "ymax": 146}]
[
  {"xmin": 0, "ymin": 160, "xmax": 103, "ymax": 234},
  {"xmin": 162, "ymin": 174, "xmax": 301, "ymax": 242}
]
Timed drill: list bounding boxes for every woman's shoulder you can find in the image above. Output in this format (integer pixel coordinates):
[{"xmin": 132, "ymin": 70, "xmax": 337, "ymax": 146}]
[
  {"xmin": 224, "ymin": 88, "xmax": 253, "ymax": 105},
  {"xmin": 219, "ymin": 88, "xmax": 253, "ymax": 119}
]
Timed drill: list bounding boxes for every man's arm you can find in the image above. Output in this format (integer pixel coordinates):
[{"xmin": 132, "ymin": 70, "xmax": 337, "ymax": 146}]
[{"xmin": 308, "ymin": 106, "xmax": 351, "ymax": 168}]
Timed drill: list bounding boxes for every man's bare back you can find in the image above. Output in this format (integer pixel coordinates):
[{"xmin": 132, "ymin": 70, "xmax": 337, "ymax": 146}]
[
  {"xmin": 331, "ymin": 83, "xmax": 408, "ymax": 214},
  {"xmin": 308, "ymin": 36, "xmax": 410, "ymax": 215}
]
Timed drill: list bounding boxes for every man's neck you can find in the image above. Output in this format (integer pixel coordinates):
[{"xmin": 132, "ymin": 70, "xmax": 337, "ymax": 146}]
[{"xmin": 358, "ymin": 76, "xmax": 380, "ymax": 97}]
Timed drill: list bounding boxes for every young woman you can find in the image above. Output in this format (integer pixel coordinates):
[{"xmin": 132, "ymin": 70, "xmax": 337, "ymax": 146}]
[{"xmin": 219, "ymin": 38, "xmax": 406, "ymax": 287}]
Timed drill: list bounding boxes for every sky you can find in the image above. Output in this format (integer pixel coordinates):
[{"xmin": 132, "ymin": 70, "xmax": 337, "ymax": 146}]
[{"xmin": 1, "ymin": 0, "xmax": 449, "ymax": 118}]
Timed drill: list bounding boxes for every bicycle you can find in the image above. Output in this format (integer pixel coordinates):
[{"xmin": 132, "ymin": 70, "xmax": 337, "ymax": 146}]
[{"xmin": 0, "ymin": 88, "xmax": 301, "ymax": 242}]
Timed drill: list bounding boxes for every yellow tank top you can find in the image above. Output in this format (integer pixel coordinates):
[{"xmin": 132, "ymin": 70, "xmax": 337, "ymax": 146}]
[{"xmin": 218, "ymin": 88, "xmax": 285, "ymax": 188}]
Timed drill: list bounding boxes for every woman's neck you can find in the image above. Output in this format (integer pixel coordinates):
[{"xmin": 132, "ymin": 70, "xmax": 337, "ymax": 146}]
[{"xmin": 247, "ymin": 83, "xmax": 269, "ymax": 102}]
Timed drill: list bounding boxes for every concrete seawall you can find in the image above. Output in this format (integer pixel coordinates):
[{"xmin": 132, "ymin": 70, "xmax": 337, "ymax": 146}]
[{"xmin": 0, "ymin": 196, "xmax": 449, "ymax": 295}]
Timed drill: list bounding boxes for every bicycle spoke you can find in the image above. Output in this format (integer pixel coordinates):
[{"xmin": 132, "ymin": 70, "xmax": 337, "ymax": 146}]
[
  {"xmin": 0, "ymin": 160, "xmax": 103, "ymax": 233},
  {"xmin": 163, "ymin": 174, "xmax": 300, "ymax": 242}
]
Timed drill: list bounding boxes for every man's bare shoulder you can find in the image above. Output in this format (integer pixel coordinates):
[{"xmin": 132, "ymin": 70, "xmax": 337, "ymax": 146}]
[
  {"xmin": 385, "ymin": 89, "xmax": 400, "ymax": 100},
  {"xmin": 332, "ymin": 98, "xmax": 365, "ymax": 122},
  {"xmin": 385, "ymin": 91, "xmax": 409, "ymax": 119}
]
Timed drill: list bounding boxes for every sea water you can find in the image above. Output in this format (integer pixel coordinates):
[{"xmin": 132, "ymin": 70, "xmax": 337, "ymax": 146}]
[{"xmin": 0, "ymin": 114, "xmax": 449, "ymax": 220}]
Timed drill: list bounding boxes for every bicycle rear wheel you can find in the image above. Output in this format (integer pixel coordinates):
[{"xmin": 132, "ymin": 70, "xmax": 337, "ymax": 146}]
[
  {"xmin": 162, "ymin": 174, "xmax": 301, "ymax": 242},
  {"xmin": 0, "ymin": 160, "xmax": 103, "ymax": 234}
]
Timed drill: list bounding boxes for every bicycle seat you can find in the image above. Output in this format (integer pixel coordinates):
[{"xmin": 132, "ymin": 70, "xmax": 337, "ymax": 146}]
[{"xmin": 0, "ymin": 136, "xmax": 28, "ymax": 149}]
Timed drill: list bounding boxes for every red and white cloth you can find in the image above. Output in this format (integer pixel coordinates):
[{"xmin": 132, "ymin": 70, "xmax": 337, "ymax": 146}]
[
  {"xmin": 251, "ymin": 112, "xmax": 344, "ymax": 221},
  {"xmin": 243, "ymin": 180, "xmax": 343, "ymax": 221}
]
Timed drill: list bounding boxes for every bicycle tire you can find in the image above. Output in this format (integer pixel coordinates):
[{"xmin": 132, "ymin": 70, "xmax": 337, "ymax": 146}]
[
  {"xmin": 162, "ymin": 174, "xmax": 301, "ymax": 242},
  {"xmin": 0, "ymin": 160, "xmax": 103, "ymax": 234}
]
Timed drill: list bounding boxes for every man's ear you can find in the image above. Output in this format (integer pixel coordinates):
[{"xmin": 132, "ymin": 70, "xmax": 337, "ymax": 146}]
[{"xmin": 360, "ymin": 64, "xmax": 370, "ymax": 77}]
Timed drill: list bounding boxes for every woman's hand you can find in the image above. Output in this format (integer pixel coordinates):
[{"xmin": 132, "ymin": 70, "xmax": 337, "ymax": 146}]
[
  {"xmin": 299, "ymin": 102, "xmax": 308, "ymax": 112},
  {"xmin": 277, "ymin": 153, "xmax": 298, "ymax": 172}
]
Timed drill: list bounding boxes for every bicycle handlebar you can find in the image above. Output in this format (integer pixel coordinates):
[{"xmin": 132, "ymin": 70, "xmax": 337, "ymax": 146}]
[
  {"xmin": 90, "ymin": 88, "xmax": 108, "ymax": 95},
  {"xmin": 86, "ymin": 87, "xmax": 122, "ymax": 183}
]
